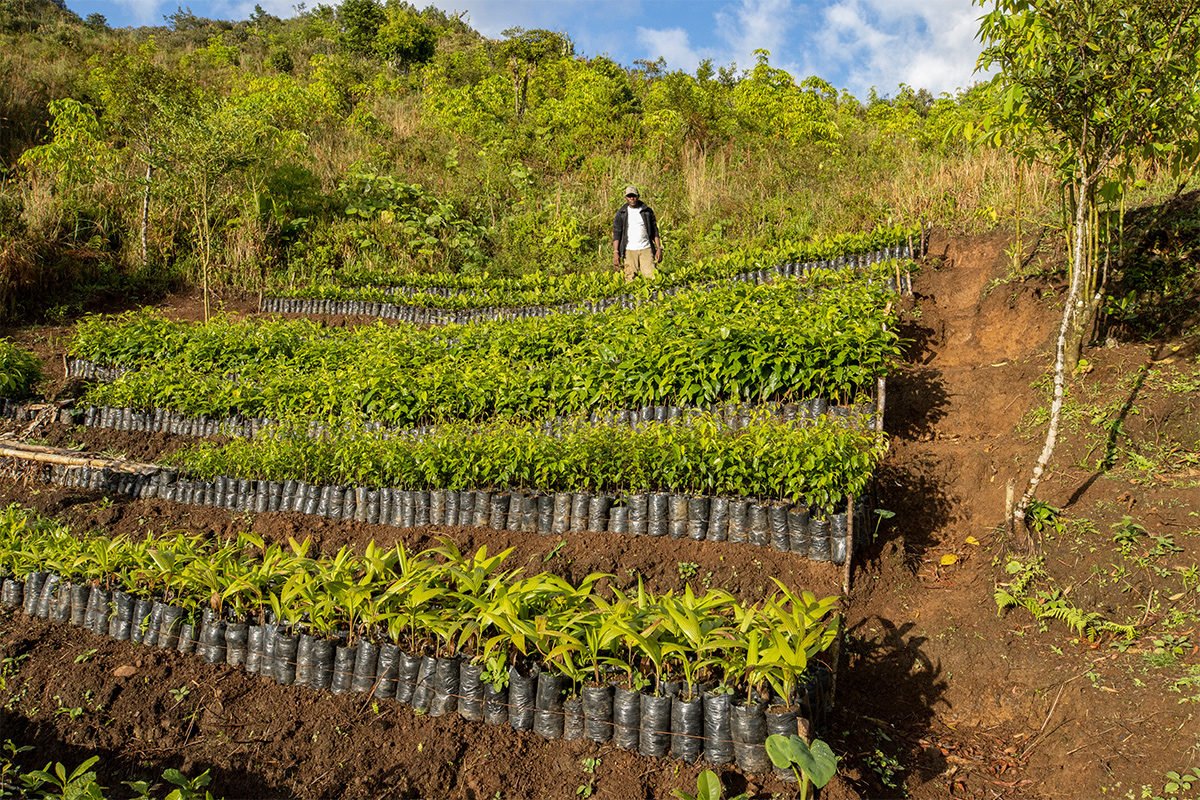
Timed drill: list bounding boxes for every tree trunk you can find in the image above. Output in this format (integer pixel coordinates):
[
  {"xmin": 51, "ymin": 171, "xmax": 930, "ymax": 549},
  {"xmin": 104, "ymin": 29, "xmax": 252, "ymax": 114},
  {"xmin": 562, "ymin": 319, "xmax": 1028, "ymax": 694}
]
[
  {"xmin": 1013, "ymin": 171, "xmax": 1092, "ymax": 538},
  {"xmin": 515, "ymin": 67, "xmax": 530, "ymax": 120},
  {"xmin": 140, "ymin": 163, "xmax": 152, "ymax": 268}
]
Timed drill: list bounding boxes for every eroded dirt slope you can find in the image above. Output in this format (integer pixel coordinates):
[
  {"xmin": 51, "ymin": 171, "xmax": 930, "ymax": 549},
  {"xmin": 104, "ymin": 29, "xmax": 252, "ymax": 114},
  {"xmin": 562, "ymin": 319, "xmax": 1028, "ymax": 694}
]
[{"xmin": 838, "ymin": 231, "xmax": 1199, "ymax": 799}]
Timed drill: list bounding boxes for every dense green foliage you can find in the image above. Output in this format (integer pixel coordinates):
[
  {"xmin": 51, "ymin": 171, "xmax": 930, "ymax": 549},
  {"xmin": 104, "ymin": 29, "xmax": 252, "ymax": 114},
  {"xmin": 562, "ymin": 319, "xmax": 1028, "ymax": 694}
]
[
  {"xmin": 75, "ymin": 272, "xmax": 902, "ymax": 424},
  {"xmin": 0, "ymin": 340, "xmax": 41, "ymax": 398},
  {"xmin": 0, "ymin": 0, "xmax": 1010, "ymax": 320},
  {"xmin": 975, "ymin": 0, "xmax": 1200, "ymax": 364},
  {"xmin": 0, "ymin": 504, "xmax": 840, "ymax": 697},
  {"xmin": 169, "ymin": 413, "xmax": 885, "ymax": 509}
]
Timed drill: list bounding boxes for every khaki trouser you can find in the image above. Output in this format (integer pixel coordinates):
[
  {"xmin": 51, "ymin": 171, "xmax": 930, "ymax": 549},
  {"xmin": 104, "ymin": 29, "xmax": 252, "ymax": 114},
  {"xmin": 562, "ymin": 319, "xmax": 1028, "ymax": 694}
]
[{"xmin": 623, "ymin": 248, "xmax": 655, "ymax": 281}]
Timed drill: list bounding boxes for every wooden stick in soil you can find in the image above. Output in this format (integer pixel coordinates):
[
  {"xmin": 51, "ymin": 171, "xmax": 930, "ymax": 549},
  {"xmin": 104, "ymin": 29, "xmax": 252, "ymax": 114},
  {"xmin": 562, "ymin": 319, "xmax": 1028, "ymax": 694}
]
[
  {"xmin": 0, "ymin": 438, "xmax": 158, "ymax": 473},
  {"xmin": 827, "ymin": 606, "xmax": 845, "ymax": 713},
  {"xmin": 843, "ymin": 495, "xmax": 855, "ymax": 596},
  {"xmin": 875, "ymin": 376, "xmax": 886, "ymax": 434}
]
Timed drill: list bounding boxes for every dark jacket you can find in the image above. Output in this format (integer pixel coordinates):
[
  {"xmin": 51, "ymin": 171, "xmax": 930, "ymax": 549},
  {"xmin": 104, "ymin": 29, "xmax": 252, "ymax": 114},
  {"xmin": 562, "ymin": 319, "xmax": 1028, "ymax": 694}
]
[{"xmin": 612, "ymin": 203, "xmax": 659, "ymax": 258}]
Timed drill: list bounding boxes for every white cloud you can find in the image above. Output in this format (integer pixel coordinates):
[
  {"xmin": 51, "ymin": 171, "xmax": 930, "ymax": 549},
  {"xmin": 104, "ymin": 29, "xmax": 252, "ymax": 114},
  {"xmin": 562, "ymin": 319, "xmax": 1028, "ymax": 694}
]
[
  {"xmin": 114, "ymin": 0, "xmax": 165, "ymax": 25},
  {"xmin": 634, "ymin": 0, "xmax": 803, "ymax": 76},
  {"xmin": 635, "ymin": 26, "xmax": 702, "ymax": 68},
  {"xmin": 812, "ymin": 0, "xmax": 986, "ymax": 96},
  {"xmin": 410, "ymin": 0, "xmax": 985, "ymax": 95},
  {"xmin": 217, "ymin": 0, "xmax": 309, "ymax": 19},
  {"xmin": 714, "ymin": 0, "xmax": 795, "ymax": 66},
  {"xmin": 420, "ymin": 0, "xmax": 642, "ymax": 39}
]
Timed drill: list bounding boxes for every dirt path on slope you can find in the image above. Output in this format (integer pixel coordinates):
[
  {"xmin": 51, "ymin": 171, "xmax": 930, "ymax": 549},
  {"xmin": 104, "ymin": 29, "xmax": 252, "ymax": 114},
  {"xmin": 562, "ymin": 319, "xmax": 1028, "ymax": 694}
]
[
  {"xmin": 835, "ymin": 231, "xmax": 1068, "ymax": 799},
  {"xmin": 840, "ymin": 229, "xmax": 1200, "ymax": 800}
]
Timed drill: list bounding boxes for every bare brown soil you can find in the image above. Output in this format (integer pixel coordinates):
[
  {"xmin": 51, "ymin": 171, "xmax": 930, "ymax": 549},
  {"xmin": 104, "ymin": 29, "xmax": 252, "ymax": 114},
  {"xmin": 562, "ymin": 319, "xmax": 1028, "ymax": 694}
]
[
  {"xmin": 2, "ymin": 233, "xmax": 1198, "ymax": 799},
  {"xmin": 835, "ymin": 231, "xmax": 1200, "ymax": 799}
]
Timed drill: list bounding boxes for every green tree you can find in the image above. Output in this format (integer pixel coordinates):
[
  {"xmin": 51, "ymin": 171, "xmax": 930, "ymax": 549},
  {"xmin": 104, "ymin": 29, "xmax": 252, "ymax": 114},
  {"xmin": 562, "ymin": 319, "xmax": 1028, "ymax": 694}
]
[
  {"xmin": 17, "ymin": 97, "xmax": 119, "ymax": 239},
  {"xmin": 499, "ymin": 27, "xmax": 572, "ymax": 120},
  {"xmin": 974, "ymin": 0, "xmax": 1200, "ymax": 533},
  {"xmin": 338, "ymin": 0, "xmax": 386, "ymax": 56},
  {"xmin": 732, "ymin": 50, "xmax": 839, "ymax": 146},
  {"xmin": 160, "ymin": 97, "xmax": 292, "ymax": 320},
  {"xmin": 642, "ymin": 60, "xmax": 737, "ymax": 150},
  {"xmin": 375, "ymin": 5, "xmax": 436, "ymax": 70},
  {"xmin": 249, "ymin": 3, "xmax": 280, "ymax": 28},
  {"xmin": 268, "ymin": 47, "xmax": 294, "ymax": 73},
  {"xmin": 529, "ymin": 56, "xmax": 637, "ymax": 165},
  {"xmin": 88, "ymin": 42, "xmax": 195, "ymax": 267}
]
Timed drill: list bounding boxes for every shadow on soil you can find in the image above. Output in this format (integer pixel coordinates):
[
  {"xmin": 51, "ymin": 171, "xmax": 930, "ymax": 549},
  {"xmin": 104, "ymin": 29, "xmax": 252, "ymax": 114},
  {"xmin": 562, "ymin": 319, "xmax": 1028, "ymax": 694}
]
[
  {"xmin": 873, "ymin": 459, "xmax": 955, "ymax": 570},
  {"xmin": 0, "ymin": 709, "xmax": 292, "ymax": 800},
  {"xmin": 835, "ymin": 617, "xmax": 949, "ymax": 798},
  {"xmin": 866, "ymin": 288, "xmax": 955, "ymax": 563},
  {"xmin": 872, "ymin": 361, "xmax": 954, "ymax": 568},
  {"xmin": 1065, "ymin": 362, "xmax": 1150, "ymax": 509},
  {"xmin": 883, "ymin": 365, "xmax": 949, "ymax": 440},
  {"xmin": 1107, "ymin": 189, "xmax": 1200, "ymax": 341}
]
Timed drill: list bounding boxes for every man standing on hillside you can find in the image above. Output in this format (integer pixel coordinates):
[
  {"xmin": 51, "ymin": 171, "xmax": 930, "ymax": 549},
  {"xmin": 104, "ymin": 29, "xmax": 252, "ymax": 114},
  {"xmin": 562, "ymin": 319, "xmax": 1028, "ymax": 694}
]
[{"xmin": 612, "ymin": 186, "xmax": 663, "ymax": 281}]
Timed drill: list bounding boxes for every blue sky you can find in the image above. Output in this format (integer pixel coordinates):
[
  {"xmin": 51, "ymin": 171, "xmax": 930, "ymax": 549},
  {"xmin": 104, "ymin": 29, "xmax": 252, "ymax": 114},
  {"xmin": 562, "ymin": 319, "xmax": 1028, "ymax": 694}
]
[{"xmin": 64, "ymin": 0, "xmax": 988, "ymax": 99}]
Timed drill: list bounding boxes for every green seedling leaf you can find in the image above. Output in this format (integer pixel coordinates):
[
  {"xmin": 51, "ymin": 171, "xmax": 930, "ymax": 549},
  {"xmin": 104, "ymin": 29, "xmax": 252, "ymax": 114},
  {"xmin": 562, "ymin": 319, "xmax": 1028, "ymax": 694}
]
[
  {"xmin": 696, "ymin": 770, "xmax": 721, "ymax": 800},
  {"xmin": 767, "ymin": 734, "xmax": 796, "ymax": 769},
  {"xmin": 767, "ymin": 734, "xmax": 838, "ymax": 789},
  {"xmin": 806, "ymin": 739, "xmax": 839, "ymax": 788}
]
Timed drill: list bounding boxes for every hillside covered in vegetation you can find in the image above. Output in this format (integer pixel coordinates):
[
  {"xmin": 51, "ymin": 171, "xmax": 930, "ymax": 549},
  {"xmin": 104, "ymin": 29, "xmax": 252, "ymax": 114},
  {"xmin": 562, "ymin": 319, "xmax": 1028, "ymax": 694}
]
[{"xmin": 0, "ymin": 0, "xmax": 1011, "ymax": 317}]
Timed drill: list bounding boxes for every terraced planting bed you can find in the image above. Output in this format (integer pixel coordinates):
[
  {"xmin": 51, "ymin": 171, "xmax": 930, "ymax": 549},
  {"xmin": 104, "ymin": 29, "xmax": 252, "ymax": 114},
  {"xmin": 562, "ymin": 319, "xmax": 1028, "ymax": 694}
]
[
  {"xmin": 263, "ymin": 226, "xmax": 918, "ymax": 322},
  {"xmin": 0, "ymin": 238, "xmax": 911, "ymax": 798}
]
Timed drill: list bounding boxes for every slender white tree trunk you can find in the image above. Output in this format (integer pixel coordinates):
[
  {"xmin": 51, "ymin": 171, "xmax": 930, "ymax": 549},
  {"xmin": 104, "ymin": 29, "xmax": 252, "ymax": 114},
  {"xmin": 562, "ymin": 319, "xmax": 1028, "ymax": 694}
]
[
  {"xmin": 1013, "ymin": 170, "xmax": 1091, "ymax": 536},
  {"xmin": 200, "ymin": 187, "xmax": 211, "ymax": 323}
]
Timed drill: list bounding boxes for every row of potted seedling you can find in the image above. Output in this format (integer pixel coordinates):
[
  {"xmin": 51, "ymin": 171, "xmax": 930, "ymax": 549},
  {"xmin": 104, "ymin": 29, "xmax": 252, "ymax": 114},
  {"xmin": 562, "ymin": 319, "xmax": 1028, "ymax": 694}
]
[
  {"xmin": 34, "ymin": 463, "xmax": 870, "ymax": 564},
  {"xmin": 166, "ymin": 413, "xmax": 882, "ymax": 522},
  {"xmin": 24, "ymin": 395, "xmax": 877, "ymax": 442},
  {"xmin": 262, "ymin": 248, "xmax": 912, "ymax": 322},
  {"xmin": 285, "ymin": 222, "xmax": 919, "ymax": 303},
  {"xmin": 69, "ymin": 273, "xmax": 901, "ymax": 428},
  {"xmin": 0, "ymin": 507, "xmax": 839, "ymax": 775},
  {"xmin": 271, "ymin": 224, "xmax": 922, "ymax": 308}
]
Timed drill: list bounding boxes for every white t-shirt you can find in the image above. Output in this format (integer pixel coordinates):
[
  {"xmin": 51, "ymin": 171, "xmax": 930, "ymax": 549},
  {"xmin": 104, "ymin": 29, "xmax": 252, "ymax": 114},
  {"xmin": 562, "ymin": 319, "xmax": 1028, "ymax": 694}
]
[{"xmin": 625, "ymin": 207, "xmax": 651, "ymax": 251}]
